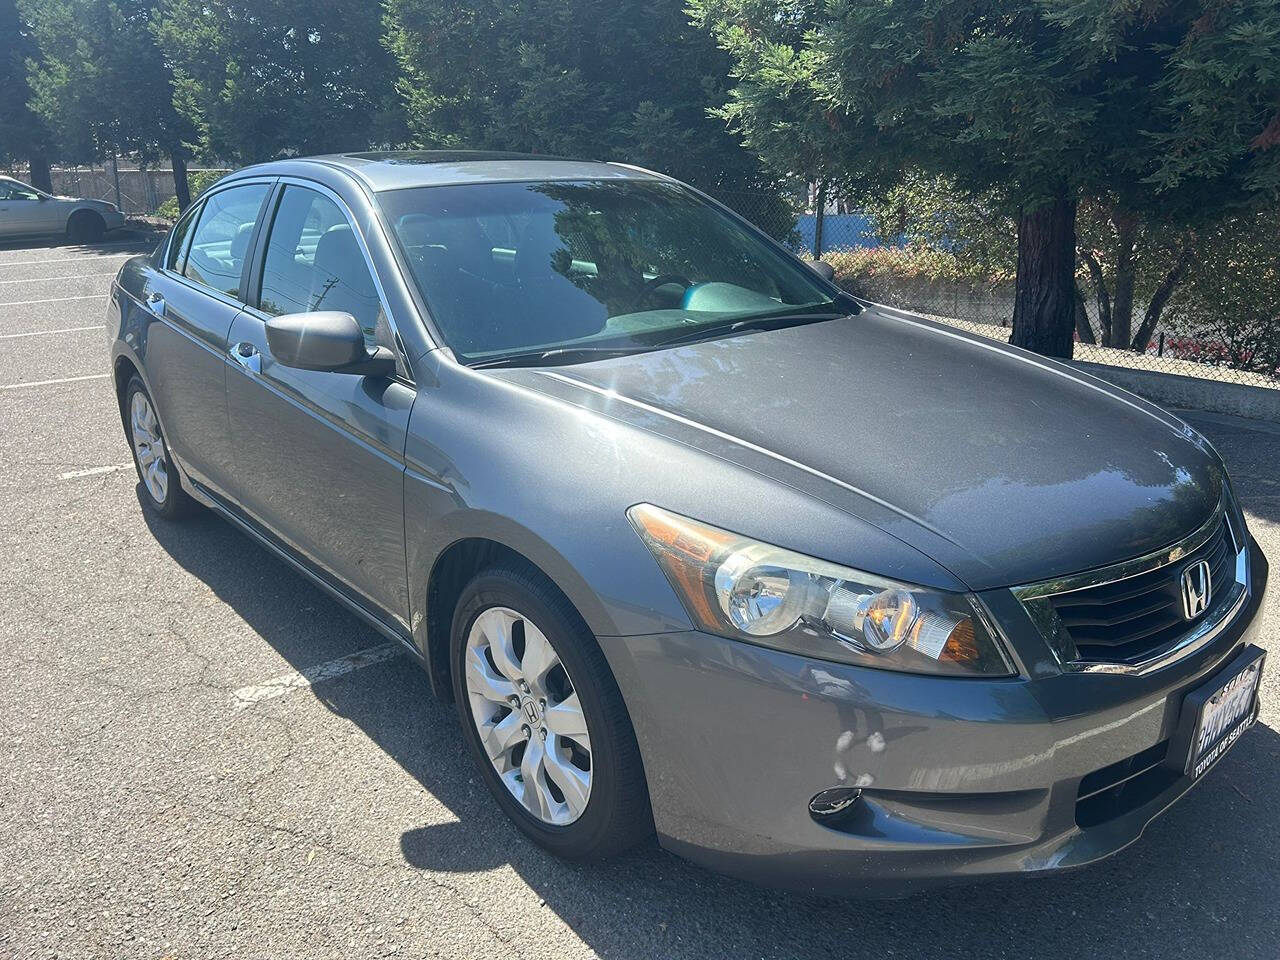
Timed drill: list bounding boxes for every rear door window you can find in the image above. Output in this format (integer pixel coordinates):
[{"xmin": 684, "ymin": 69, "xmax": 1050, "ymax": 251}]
[{"xmin": 181, "ymin": 184, "xmax": 270, "ymax": 299}]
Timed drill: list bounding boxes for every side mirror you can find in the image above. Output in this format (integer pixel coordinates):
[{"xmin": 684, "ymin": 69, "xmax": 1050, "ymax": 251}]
[
  {"xmin": 805, "ymin": 259, "xmax": 835, "ymax": 282},
  {"xmin": 264, "ymin": 311, "xmax": 396, "ymax": 377}
]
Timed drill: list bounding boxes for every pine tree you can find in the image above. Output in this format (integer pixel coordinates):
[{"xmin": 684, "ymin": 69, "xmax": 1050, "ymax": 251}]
[
  {"xmin": 22, "ymin": 0, "xmax": 197, "ymax": 208},
  {"xmin": 692, "ymin": 0, "xmax": 1280, "ymax": 358},
  {"xmin": 0, "ymin": 0, "xmax": 55, "ymax": 191},
  {"xmin": 384, "ymin": 0, "xmax": 788, "ymax": 210},
  {"xmin": 154, "ymin": 0, "xmax": 407, "ymax": 165}
]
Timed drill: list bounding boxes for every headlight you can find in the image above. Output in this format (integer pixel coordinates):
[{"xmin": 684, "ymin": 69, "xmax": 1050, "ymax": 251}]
[{"xmin": 628, "ymin": 503, "xmax": 1014, "ymax": 677}]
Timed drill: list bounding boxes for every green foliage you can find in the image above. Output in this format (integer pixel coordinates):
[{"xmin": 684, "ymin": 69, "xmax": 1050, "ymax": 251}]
[
  {"xmin": 0, "ymin": 0, "xmax": 54, "ymax": 167},
  {"xmin": 688, "ymin": 0, "xmax": 844, "ymax": 187},
  {"xmin": 694, "ymin": 0, "xmax": 1280, "ymax": 357},
  {"xmin": 383, "ymin": 0, "xmax": 784, "ymax": 201},
  {"xmin": 153, "ymin": 1, "xmax": 407, "ymax": 163},
  {"xmin": 1145, "ymin": 1, "xmax": 1280, "ymax": 199},
  {"xmin": 154, "ymin": 168, "xmax": 226, "ymax": 220},
  {"xmin": 826, "ymin": 245, "xmax": 1014, "ymax": 293},
  {"xmin": 1179, "ymin": 209, "xmax": 1280, "ymax": 376},
  {"xmin": 853, "ymin": 172, "xmax": 1017, "ymax": 282},
  {"xmin": 20, "ymin": 0, "xmax": 193, "ymax": 164},
  {"xmin": 694, "ymin": 0, "xmax": 1280, "ymax": 217}
]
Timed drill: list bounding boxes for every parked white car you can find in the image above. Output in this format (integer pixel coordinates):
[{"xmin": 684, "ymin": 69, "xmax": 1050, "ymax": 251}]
[{"xmin": 0, "ymin": 176, "xmax": 126, "ymax": 243}]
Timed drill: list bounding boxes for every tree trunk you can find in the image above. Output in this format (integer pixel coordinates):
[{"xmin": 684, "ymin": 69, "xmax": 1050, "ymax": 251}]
[
  {"xmin": 170, "ymin": 148, "xmax": 191, "ymax": 212},
  {"xmin": 1131, "ymin": 240, "xmax": 1194, "ymax": 352},
  {"xmin": 1110, "ymin": 212, "xmax": 1139, "ymax": 349},
  {"xmin": 28, "ymin": 152, "xmax": 52, "ymax": 193},
  {"xmin": 1081, "ymin": 249, "xmax": 1112, "ymax": 345},
  {"xmin": 1011, "ymin": 191, "xmax": 1077, "ymax": 358},
  {"xmin": 813, "ymin": 179, "xmax": 826, "ymax": 258},
  {"xmin": 1074, "ymin": 284, "xmax": 1096, "ymax": 345}
]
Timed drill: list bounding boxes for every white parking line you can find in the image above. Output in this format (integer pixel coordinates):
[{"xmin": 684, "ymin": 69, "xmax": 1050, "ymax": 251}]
[
  {"xmin": 59, "ymin": 464, "xmax": 130, "ymax": 480},
  {"xmin": 233, "ymin": 644, "xmax": 403, "ymax": 709},
  {"xmin": 0, "ymin": 325, "xmax": 105, "ymax": 340},
  {"xmin": 0, "ymin": 373, "xmax": 109, "ymax": 390},
  {"xmin": 0, "ymin": 294, "xmax": 103, "ymax": 307},
  {"xmin": 0, "ymin": 272, "xmax": 119, "ymax": 284}
]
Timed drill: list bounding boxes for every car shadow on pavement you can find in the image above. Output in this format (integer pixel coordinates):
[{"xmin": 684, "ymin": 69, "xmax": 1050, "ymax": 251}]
[
  {"xmin": 0, "ymin": 227, "xmax": 162, "ymax": 253},
  {"xmin": 141, "ymin": 492, "xmax": 1280, "ymax": 960}
]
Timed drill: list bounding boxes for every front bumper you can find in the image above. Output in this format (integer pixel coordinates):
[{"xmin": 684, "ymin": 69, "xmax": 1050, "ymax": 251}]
[
  {"xmin": 598, "ymin": 540, "xmax": 1270, "ymax": 895},
  {"xmin": 103, "ymin": 210, "xmax": 126, "ymax": 232}
]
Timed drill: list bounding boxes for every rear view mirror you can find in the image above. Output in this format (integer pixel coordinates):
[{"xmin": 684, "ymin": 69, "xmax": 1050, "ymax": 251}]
[
  {"xmin": 805, "ymin": 259, "xmax": 836, "ymax": 282},
  {"xmin": 264, "ymin": 311, "xmax": 396, "ymax": 377}
]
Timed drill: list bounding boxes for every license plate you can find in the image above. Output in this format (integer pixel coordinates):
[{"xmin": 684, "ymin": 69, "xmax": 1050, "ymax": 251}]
[{"xmin": 1170, "ymin": 646, "xmax": 1265, "ymax": 780}]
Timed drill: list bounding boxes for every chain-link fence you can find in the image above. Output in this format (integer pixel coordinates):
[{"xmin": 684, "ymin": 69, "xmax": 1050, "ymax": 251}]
[
  {"xmin": 5, "ymin": 164, "xmax": 229, "ymax": 217},
  {"xmin": 719, "ymin": 189, "xmax": 1280, "ymax": 392}
]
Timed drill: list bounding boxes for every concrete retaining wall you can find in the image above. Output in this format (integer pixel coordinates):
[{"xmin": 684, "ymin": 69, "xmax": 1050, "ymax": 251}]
[{"xmin": 1070, "ymin": 361, "xmax": 1280, "ymax": 423}]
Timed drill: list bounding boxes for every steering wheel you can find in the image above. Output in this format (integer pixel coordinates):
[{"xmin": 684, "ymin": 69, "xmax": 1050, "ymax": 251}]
[{"xmin": 632, "ymin": 273, "xmax": 692, "ymax": 308}]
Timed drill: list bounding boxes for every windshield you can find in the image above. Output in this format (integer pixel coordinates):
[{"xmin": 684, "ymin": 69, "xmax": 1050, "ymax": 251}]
[{"xmin": 378, "ymin": 179, "xmax": 844, "ymax": 364}]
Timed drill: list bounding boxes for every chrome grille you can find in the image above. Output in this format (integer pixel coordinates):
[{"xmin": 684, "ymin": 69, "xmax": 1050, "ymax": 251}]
[
  {"xmin": 1013, "ymin": 501, "xmax": 1250, "ymax": 673},
  {"xmin": 1049, "ymin": 518, "xmax": 1234, "ymax": 662}
]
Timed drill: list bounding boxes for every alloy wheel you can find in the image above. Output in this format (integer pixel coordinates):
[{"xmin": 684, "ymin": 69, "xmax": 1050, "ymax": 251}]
[
  {"xmin": 464, "ymin": 605, "xmax": 593, "ymax": 825},
  {"xmin": 129, "ymin": 391, "xmax": 169, "ymax": 504}
]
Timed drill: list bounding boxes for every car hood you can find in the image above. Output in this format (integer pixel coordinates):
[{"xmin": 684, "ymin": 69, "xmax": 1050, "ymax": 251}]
[{"xmin": 516, "ymin": 306, "xmax": 1225, "ymax": 590}]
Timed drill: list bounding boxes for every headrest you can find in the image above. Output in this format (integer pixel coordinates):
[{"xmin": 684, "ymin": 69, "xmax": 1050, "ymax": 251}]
[
  {"xmin": 230, "ymin": 222, "xmax": 255, "ymax": 262},
  {"xmin": 314, "ymin": 223, "xmax": 363, "ymax": 274},
  {"xmin": 513, "ymin": 224, "xmax": 569, "ymax": 281}
]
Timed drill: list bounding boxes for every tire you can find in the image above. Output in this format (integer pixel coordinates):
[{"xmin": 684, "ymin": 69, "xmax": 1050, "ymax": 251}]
[
  {"xmin": 123, "ymin": 376, "xmax": 197, "ymax": 520},
  {"xmin": 67, "ymin": 210, "xmax": 106, "ymax": 244},
  {"xmin": 450, "ymin": 564, "xmax": 652, "ymax": 859}
]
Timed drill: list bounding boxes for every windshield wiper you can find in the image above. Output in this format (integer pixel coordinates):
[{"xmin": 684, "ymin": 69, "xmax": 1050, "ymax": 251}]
[
  {"xmin": 645, "ymin": 310, "xmax": 851, "ymax": 349},
  {"xmin": 468, "ymin": 345, "xmax": 649, "ymax": 369}
]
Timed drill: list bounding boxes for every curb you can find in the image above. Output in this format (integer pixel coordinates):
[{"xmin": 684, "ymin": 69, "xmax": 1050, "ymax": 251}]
[{"xmin": 1068, "ymin": 361, "xmax": 1280, "ymax": 423}]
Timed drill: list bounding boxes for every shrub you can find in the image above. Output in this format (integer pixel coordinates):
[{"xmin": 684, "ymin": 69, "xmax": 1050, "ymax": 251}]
[
  {"xmin": 154, "ymin": 169, "xmax": 227, "ymax": 220},
  {"xmin": 1177, "ymin": 209, "xmax": 1280, "ymax": 378},
  {"xmin": 826, "ymin": 244, "xmax": 1014, "ymax": 294}
]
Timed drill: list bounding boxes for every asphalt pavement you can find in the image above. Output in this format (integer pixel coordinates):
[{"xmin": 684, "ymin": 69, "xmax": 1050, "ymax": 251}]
[{"xmin": 2, "ymin": 233, "xmax": 1279, "ymax": 959}]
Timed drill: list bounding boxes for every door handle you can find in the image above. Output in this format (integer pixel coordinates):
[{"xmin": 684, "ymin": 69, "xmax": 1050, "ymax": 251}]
[
  {"xmin": 229, "ymin": 341, "xmax": 261, "ymax": 375},
  {"xmin": 146, "ymin": 292, "xmax": 165, "ymax": 317}
]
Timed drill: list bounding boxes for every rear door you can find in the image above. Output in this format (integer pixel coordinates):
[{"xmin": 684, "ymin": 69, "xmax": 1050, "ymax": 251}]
[
  {"xmin": 224, "ymin": 180, "xmax": 414, "ymax": 629},
  {"xmin": 140, "ymin": 180, "xmax": 272, "ymax": 496}
]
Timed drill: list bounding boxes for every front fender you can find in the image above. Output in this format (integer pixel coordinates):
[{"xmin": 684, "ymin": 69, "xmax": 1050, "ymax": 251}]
[{"xmin": 404, "ymin": 485, "xmax": 693, "ymax": 656}]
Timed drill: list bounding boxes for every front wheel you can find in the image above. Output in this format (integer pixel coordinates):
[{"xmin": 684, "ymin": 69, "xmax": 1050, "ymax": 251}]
[
  {"xmin": 67, "ymin": 210, "xmax": 106, "ymax": 244},
  {"xmin": 124, "ymin": 377, "xmax": 197, "ymax": 520},
  {"xmin": 451, "ymin": 564, "xmax": 652, "ymax": 859}
]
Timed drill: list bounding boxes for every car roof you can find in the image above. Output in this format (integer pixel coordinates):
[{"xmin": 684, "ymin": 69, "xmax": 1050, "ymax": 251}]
[{"xmin": 230, "ymin": 150, "xmax": 670, "ymax": 193}]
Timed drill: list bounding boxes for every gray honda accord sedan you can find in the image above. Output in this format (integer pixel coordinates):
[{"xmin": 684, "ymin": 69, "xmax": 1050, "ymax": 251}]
[{"xmin": 108, "ymin": 151, "xmax": 1269, "ymax": 894}]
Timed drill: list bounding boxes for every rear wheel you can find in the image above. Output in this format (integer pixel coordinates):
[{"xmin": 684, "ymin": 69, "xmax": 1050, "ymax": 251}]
[
  {"xmin": 124, "ymin": 377, "xmax": 197, "ymax": 520},
  {"xmin": 451, "ymin": 564, "xmax": 652, "ymax": 859},
  {"xmin": 66, "ymin": 210, "xmax": 106, "ymax": 244}
]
